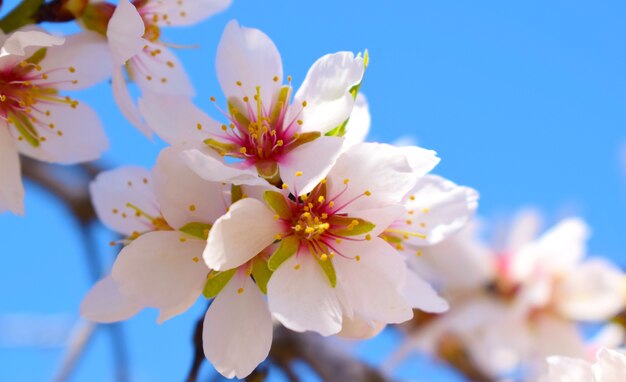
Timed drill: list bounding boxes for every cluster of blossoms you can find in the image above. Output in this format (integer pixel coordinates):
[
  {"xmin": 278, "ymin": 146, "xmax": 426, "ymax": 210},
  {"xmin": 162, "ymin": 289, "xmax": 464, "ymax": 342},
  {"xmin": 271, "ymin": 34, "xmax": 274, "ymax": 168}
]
[
  {"xmin": 393, "ymin": 211, "xmax": 626, "ymax": 380},
  {"xmin": 78, "ymin": 17, "xmax": 480, "ymax": 377},
  {"xmin": 2, "ymin": 0, "xmax": 625, "ymax": 380}
]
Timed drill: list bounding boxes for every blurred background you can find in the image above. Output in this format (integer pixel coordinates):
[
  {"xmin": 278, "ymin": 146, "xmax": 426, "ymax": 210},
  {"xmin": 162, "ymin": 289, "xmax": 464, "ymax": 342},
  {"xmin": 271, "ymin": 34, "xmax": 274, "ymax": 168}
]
[{"xmin": 1, "ymin": 0, "xmax": 626, "ymax": 380}]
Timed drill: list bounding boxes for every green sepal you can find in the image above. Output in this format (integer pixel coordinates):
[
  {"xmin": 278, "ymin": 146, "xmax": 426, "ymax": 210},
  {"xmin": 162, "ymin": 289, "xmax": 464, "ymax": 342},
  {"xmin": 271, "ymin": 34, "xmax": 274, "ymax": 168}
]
[
  {"xmin": 203, "ymin": 268, "xmax": 237, "ymax": 299},
  {"xmin": 179, "ymin": 222, "xmax": 211, "ymax": 240},
  {"xmin": 256, "ymin": 161, "xmax": 279, "ymax": 181},
  {"xmin": 268, "ymin": 235, "xmax": 300, "ymax": 271},
  {"xmin": 263, "ymin": 191, "xmax": 292, "ymax": 220},
  {"xmin": 0, "ymin": 0, "xmax": 44, "ymax": 33},
  {"xmin": 204, "ymin": 138, "xmax": 238, "ymax": 155},
  {"xmin": 227, "ymin": 98, "xmax": 250, "ymax": 127},
  {"xmin": 231, "ymin": 184, "xmax": 243, "ymax": 204},
  {"xmin": 10, "ymin": 112, "xmax": 39, "ymax": 148},
  {"xmin": 316, "ymin": 255, "xmax": 337, "ymax": 288},
  {"xmin": 329, "ymin": 216, "xmax": 375, "ymax": 237},
  {"xmin": 21, "ymin": 48, "xmax": 47, "ymax": 72},
  {"xmin": 251, "ymin": 258, "xmax": 273, "ymax": 294},
  {"xmin": 382, "ymin": 234, "xmax": 403, "ymax": 244},
  {"xmin": 287, "ymin": 131, "xmax": 320, "ymax": 151},
  {"xmin": 325, "ymin": 50, "xmax": 369, "ymax": 138},
  {"xmin": 269, "ymin": 86, "xmax": 291, "ymax": 125}
]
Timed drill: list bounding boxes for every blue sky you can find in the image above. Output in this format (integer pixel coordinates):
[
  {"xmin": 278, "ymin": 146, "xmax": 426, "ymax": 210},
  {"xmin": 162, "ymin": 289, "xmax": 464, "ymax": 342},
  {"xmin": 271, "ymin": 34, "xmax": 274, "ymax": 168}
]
[{"xmin": 1, "ymin": 0, "xmax": 626, "ymax": 380}]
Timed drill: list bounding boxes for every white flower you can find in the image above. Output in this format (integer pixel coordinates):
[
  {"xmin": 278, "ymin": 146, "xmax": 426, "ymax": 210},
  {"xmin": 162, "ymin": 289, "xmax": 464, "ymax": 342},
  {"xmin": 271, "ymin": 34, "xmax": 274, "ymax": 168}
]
[
  {"xmin": 138, "ymin": 20, "xmax": 367, "ymax": 193},
  {"xmin": 203, "ymin": 142, "xmax": 442, "ymax": 336},
  {"xmin": 82, "ymin": 147, "xmax": 273, "ymax": 379},
  {"xmin": 0, "ymin": 30, "xmax": 111, "ymax": 214},
  {"xmin": 106, "ymin": 0, "xmax": 230, "ymax": 135},
  {"xmin": 546, "ymin": 347, "xmax": 626, "ymax": 382}
]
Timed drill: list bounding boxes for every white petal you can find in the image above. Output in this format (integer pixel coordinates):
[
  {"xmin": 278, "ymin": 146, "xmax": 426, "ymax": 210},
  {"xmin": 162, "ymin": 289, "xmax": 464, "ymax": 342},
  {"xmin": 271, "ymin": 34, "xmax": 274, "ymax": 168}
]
[
  {"xmin": 149, "ymin": 0, "xmax": 231, "ymax": 26},
  {"xmin": 90, "ymin": 166, "xmax": 160, "ymax": 236},
  {"xmin": 533, "ymin": 315, "xmax": 587, "ymax": 361},
  {"xmin": 204, "ymin": 197, "xmax": 281, "ymax": 271},
  {"xmin": 216, "ymin": 20, "xmax": 282, "ymax": 105},
  {"xmin": 343, "ymin": 93, "xmax": 370, "ymax": 149},
  {"xmin": 111, "ymin": 231, "xmax": 208, "ymax": 323},
  {"xmin": 294, "ymin": 52, "xmax": 364, "ymax": 134},
  {"xmin": 0, "ymin": 124, "xmax": 24, "ymax": 214},
  {"xmin": 268, "ymin": 254, "xmax": 342, "ymax": 336},
  {"xmin": 338, "ymin": 314, "xmax": 385, "ymax": 340},
  {"xmin": 547, "ymin": 356, "xmax": 594, "ymax": 382},
  {"xmin": 203, "ymin": 272, "xmax": 272, "ymax": 379},
  {"xmin": 555, "ymin": 259, "xmax": 625, "ymax": 321},
  {"xmin": 80, "ymin": 276, "xmax": 142, "ymax": 323},
  {"xmin": 12, "ymin": 102, "xmax": 108, "ymax": 163},
  {"xmin": 112, "ymin": 68, "xmax": 151, "ymax": 136},
  {"xmin": 333, "ymin": 238, "xmax": 413, "ymax": 324},
  {"xmin": 594, "ymin": 348, "xmax": 626, "ymax": 382},
  {"xmin": 138, "ymin": 92, "xmax": 219, "ymax": 147},
  {"xmin": 397, "ymin": 175, "xmax": 479, "ymax": 246},
  {"xmin": 182, "ymin": 148, "xmax": 267, "ymax": 186},
  {"xmin": 279, "ymin": 135, "xmax": 344, "ymax": 196},
  {"xmin": 130, "ymin": 43, "xmax": 194, "ymax": 97},
  {"xmin": 511, "ymin": 218, "xmax": 589, "ymax": 282},
  {"xmin": 38, "ymin": 31, "xmax": 112, "ymax": 90},
  {"xmin": 355, "ymin": 204, "xmax": 406, "ymax": 237},
  {"xmin": 505, "ymin": 208, "xmax": 543, "ymax": 253},
  {"xmin": 326, "ymin": 142, "xmax": 439, "ymax": 212},
  {"xmin": 106, "ymin": 0, "xmax": 146, "ymax": 65},
  {"xmin": 153, "ymin": 147, "xmax": 227, "ymax": 228},
  {"xmin": 402, "ymin": 269, "xmax": 449, "ymax": 313},
  {"xmin": 0, "ymin": 30, "xmax": 64, "ymax": 68}
]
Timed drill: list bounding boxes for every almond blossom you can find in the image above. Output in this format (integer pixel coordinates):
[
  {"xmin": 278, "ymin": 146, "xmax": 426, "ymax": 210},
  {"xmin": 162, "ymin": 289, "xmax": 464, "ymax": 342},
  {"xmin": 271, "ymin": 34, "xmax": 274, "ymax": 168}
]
[
  {"xmin": 0, "ymin": 29, "xmax": 111, "ymax": 214},
  {"xmin": 106, "ymin": 0, "xmax": 231, "ymax": 135},
  {"xmin": 545, "ymin": 347, "xmax": 626, "ymax": 382},
  {"xmin": 82, "ymin": 147, "xmax": 273, "ymax": 379},
  {"xmin": 203, "ymin": 142, "xmax": 449, "ymax": 337},
  {"xmin": 138, "ymin": 20, "xmax": 366, "ymax": 194}
]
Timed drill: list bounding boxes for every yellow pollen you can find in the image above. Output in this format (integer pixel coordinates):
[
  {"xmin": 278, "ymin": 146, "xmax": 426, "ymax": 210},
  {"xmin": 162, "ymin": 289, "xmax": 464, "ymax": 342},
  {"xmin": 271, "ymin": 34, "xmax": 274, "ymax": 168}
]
[
  {"xmin": 422, "ymin": 208, "xmax": 430, "ymax": 213},
  {"xmin": 161, "ymin": 78, "xmax": 167, "ymax": 83},
  {"xmin": 328, "ymin": 201, "xmax": 335, "ymax": 208},
  {"xmin": 320, "ymin": 254, "xmax": 328, "ymax": 261},
  {"xmin": 282, "ymin": 184, "xmax": 289, "ymax": 189},
  {"xmin": 355, "ymin": 255, "xmax": 361, "ymax": 262},
  {"xmin": 240, "ymin": 147, "xmax": 247, "ymax": 154},
  {"xmin": 335, "ymin": 238, "xmax": 342, "ymax": 244},
  {"xmin": 221, "ymin": 124, "xmax": 228, "ymax": 131},
  {"xmin": 416, "ymin": 250, "xmax": 423, "ymax": 256},
  {"xmin": 364, "ymin": 190, "xmax": 372, "ymax": 196},
  {"xmin": 273, "ymin": 76, "xmax": 279, "ymax": 82},
  {"xmin": 302, "ymin": 100, "xmax": 307, "ymax": 107},
  {"xmin": 318, "ymin": 196, "xmax": 325, "ymax": 203},
  {"xmin": 297, "ymin": 119, "xmax": 303, "ymax": 125},
  {"xmin": 304, "ymin": 227, "xmax": 315, "ymax": 234},
  {"xmin": 112, "ymin": 209, "xmax": 119, "ymax": 214},
  {"xmin": 329, "ymin": 252, "xmax": 335, "ymax": 258},
  {"xmin": 365, "ymin": 234, "xmax": 372, "ymax": 240},
  {"xmin": 410, "ymin": 195, "xmax": 416, "ymax": 201},
  {"xmin": 343, "ymin": 178, "xmax": 350, "ymax": 185},
  {"xmin": 179, "ymin": 237, "xmax": 187, "ymax": 242},
  {"xmin": 210, "ymin": 96, "xmax": 216, "ymax": 102},
  {"xmin": 406, "ymin": 220, "xmax": 412, "ymax": 225},
  {"xmin": 321, "ymin": 213, "xmax": 328, "ymax": 219},
  {"xmin": 237, "ymin": 287, "xmax": 244, "ymax": 294},
  {"xmin": 287, "ymin": 75, "xmax": 292, "ymax": 82},
  {"xmin": 276, "ymin": 140, "xmax": 284, "ymax": 146},
  {"xmin": 396, "ymin": 244, "xmax": 404, "ymax": 251},
  {"xmin": 420, "ymin": 222, "xmax": 427, "ymax": 228},
  {"xmin": 166, "ymin": 61, "xmax": 174, "ymax": 68},
  {"xmin": 274, "ymin": 234, "xmax": 282, "ymax": 240},
  {"xmin": 273, "ymin": 214, "xmax": 280, "ymax": 220},
  {"xmin": 146, "ymin": 75, "xmax": 153, "ymax": 81},
  {"xmin": 197, "ymin": 123, "xmax": 203, "ymax": 130},
  {"xmin": 295, "ymin": 171, "xmax": 303, "ymax": 177},
  {"xmin": 408, "ymin": 210, "xmax": 414, "ymax": 215},
  {"xmin": 294, "ymin": 264, "xmax": 301, "ymax": 270},
  {"xmin": 294, "ymin": 224, "xmax": 302, "ymax": 231},
  {"xmin": 188, "ymin": 204, "xmax": 196, "ymax": 212},
  {"xmin": 236, "ymin": 81, "xmax": 242, "ymax": 86},
  {"xmin": 68, "ymin": 67, "xmax": 76, "ymax": 73},
  {"xmin": 243, "ymin": 96, "xmax": 249, "ymax": 102}
]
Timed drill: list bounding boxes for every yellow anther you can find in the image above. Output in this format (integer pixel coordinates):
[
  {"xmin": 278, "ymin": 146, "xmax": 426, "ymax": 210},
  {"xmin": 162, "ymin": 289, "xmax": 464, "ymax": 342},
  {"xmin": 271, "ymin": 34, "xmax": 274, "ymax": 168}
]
[
  {"xmin": 189, "ymin": 204, "xmax": 196, "ymax": 212},
  {"xmin": 240, "ymin": 147, "xmax": 247, "ymax": 154},
  {"xmin": 294, "ymin": 263, "xmax": 301, "ymax": 270},
  {"xmin": 197, "ymin": 123, "xmax": 203, "ymax": 130},
  {"xmin": 305, "ymin": 227, "xmax": 315, "ymax": 234},
  {"xmin": 161, "ymin": 78, "xmax": 167, "ymax": 83},
  {"xmin": 364, "ymin": 190, "xmax": 372, "ymax": 196},
  {"xmin": 287, "ymin": 75, "xmax": 292, "ymax": 82},
  {"xmin": 410, "ymin": 195, "xmax": 416, "ymax": 201},
  {"xmin": 243, "ymin": 96, "xmax": 249, "ymax": 102},
  {"xmin": 355, "ymin": 255, "xmax": 361, "ymax": 262},
  {"xmin": 396, "ymin": 244, "xmax": 404, "ymax": 251},
  {"xmin": 166, "ymin": 61, "xmax": 174, "ymax": 68},
  {"xmin": 420, "ymin": 222, "xmax": 427, "ymax": 228},
  {"xmin": 343, "ymin": 178, "xmax": 350, "ymax": 185},
  {"xmin": 302, "ymin": 100, "xmax": 307, "ymax": 107},
  {"xmin": 408, "ymin": 210, "xmax": 414, "ymax": 215},
  {"xmin": 236, "ymin": 81, "xmax": 242, "ymax": 86},
  {"xmin": 68, "ymin": 66, "xmax": 76, "ymax": 73},
  {"xmin": 321, "ymin": 213, "xmax": 328, "ymax": 219},
  {"xmin": 320, "ymin": 254, "xmax": 328, "ymax": 261},
  {"xmin": 406, "ymin": 220, "xmax": 412, "ymax": 225},
  {"xmin": 335, "ymin": 238, "xmax": 342, "ymax": 244},
  {"xmin": 276, "ymin": 140, "xmax": 284, "ymax": 146},
  {"xmin": 422, "ymin": 208, "xmax": 430, "ymax": 213},
  {"xmin": 274, "ymin": 234, "xmax": 282, "ymax": 240},
  {"xmin": 221, "ymin": 124, "xmax": 228, "ymax": 131},
  {"xmin": 295, "ymin": 171, "xmax": 303, "ymax": 177},
  {"xmin": 308, "ymin": 203, "xmax": 314, "ymax": 209},
  {"xmin": 179, "ymin": 237, "xmax": 187, "ymax": 242},
  {"xmin": 294, "ymin": 224, "xmax": 302, "ymax": 231},
  {"xmin": 273, "ymin": 76, "xmax": 279, "ymax": 82},
  {"xmin": 328, "ymin": 201, "xmax": 335, "ymax": 208},
  {"xmin": 365, "ymin": 234, "xmax": 372, "ymax": 240},
  {"xmin": 318, "ymin": 196, "xmax": 325, "ymax": 203},
  {"xmin": 416, "ymin": 250, "xmax": 423, "ymax": 257},
  {"xmin": 273, "ymin": 214, "xmax": 280, "ymax": 220},
  {"xmin": 282, "ymin": 183, "xmax": 289, "ymax": 189},
  {"xmin": 210, "ymin": 96, "xmax": 216, "ymax": 102},
  {"xmin": 112, "ymin": 209, "xmax": 119, "ymax": 214},
  {"xmin": 237, "ymin": 287, "xmax": 244, "ymax": 294},
  {"xmin": 297, "ymin": 119, "xmax": 303, "ymax": 125},
  {"xmin": 329, "ymin": 252, "xmax": 336, "ymax": 258}
]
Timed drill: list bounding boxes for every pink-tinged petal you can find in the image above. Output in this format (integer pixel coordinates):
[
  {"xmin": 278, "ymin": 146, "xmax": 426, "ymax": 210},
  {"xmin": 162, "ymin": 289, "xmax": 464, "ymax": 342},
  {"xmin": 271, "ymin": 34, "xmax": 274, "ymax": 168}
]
[
  {"xmin": 203, "ymin": 272, "xmax": 272, "ymax": 379},
  {"xmin": 204, "ymin": 198, "xmax": 281, "ymax": 271},
  {"xmin": 182, "ymin": 148, "xmax": 267, "ymax": 186},
  {"xmin": 153, "ymin": 147, "xmax": 227, "ymax": 229},
  {"xmin": 106, "ymin": 0, "xmax": 146, "ymax": 65},
  {"xmin": 0, "ymin": 30, "xmax": 64, "ymax": 68},
  {"xmin": 355, "ymin": 204, "xmax": 406, "ymax": 237},
  {"xmin": 38, "ymin": 31, "xmax": 112, "ymax": 90},
  {"xmin": 130, "ymin": 43, "xmax": 194, "ymax": 97},
  {"xmin": 326, "ymin": 142, "xmax": 439, "ymax": 212},
  {"xmin": 510, "ymin": 218, "xmax": 589, "ymax": 283},
  {"xmin": 533, "ymin": 315, "xmax": 587, "ymax": 361},
  {"xmin": 546, "ymin": 356, "xmax": 593, "ymax": 382},
  {"xmin": 279, "ymin": 135, "xmax": 344, "ymax": 196},
  {"xmin": 216, "ymin": 20, "xmax": 282, "ymax": 105},
  {"xmin": 138, "ymin": 92, "xmax": 219, "ymax": 147},
  {"xmin": 89, "ymin": 166, "xmax": 159, "ymax": 236},
  {"xmin": 333, "ymin": 238, "xmax": 412, "ymax": 324},
  {"xmin": 13, "ymin": 102, "xmax": 108, "ymax": 163},
  {"xmin": 401, "ymin": 269, "xmax": 449, "ymax": 313},
  {"xmin": 112, "ymin": 231, "xmax": 207, "ymax": 323},
  {"xmin": 343, "ymin": 93, "xmax": 370, "ymax": 149},
  {"xmin": 267, "ymin": 254, "xmax": 343, "ymax": 336},
  {"xmin": 293, "ymin": 51, "xmax": 364, "ymax": 134},
  {"xmin": 80, "ymin": 276, "xmax": 142, "ymax": 323},
  {"xmin": 338, "ymin": 315, "xmax": 385, "ymax": 340},
  {"xmin": 594, "ymin": 348, "xmax": 626, "ymax": 382},
  {"xmin": 398, "ymin": 175, "xmax": 479, "ymax": 247},
  {"xmin": 504, "ymin": 208, "xmax": 543, "ymax": 253},
  {"xmin": 0, "ymin": 124, "xmax": 24, "ymax": 214},
  {"xmin": 149, "ymin": 0, "xmax": 231, "ymax": 26},
  {"xmin": 112, "ymin": 67, "xmax": 151, "ymax": 136},
  {"xmin": 555, "ymin": 259, "xmax": 625, "ymax": 322}
]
